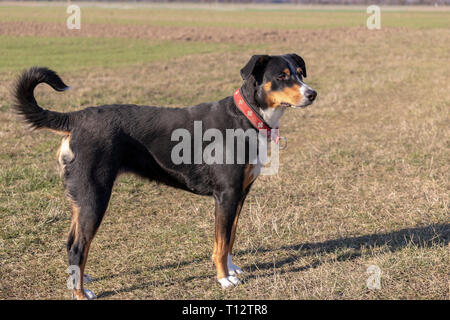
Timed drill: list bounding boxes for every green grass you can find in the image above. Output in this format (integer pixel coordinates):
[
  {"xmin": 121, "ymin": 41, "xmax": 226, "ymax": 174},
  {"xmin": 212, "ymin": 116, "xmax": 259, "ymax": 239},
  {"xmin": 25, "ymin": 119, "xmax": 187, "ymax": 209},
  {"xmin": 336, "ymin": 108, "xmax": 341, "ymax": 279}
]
[
  {"xmin": 0, "ymin": 6, "xmax": 449, "ymax": 29},
  {"xmin": 0, "ymin": 35, "xmax": 250, "ymax": 72}
]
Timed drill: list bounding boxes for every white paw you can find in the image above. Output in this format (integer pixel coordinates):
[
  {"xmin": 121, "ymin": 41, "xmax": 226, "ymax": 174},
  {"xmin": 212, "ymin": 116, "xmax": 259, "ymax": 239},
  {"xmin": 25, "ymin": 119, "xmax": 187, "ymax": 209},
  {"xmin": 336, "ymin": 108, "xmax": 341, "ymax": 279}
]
[
  {"xmin": 227, "ymin": 275, "xmax": 241, "ymax": 285},
  {"xmin": 228, "ymin": 254, "xmax": 243, "ymax": 276},
  {"xmin": 72, "ymin": 289, "xmax": 97, "ymax": 300},
  {"xmin": 84, "ymin": 289, "xmax": 97, "ymax": 300},
  {"xmin": 83, "ymin": 274, "xmax": 93, "ymax": 283},
  {"xmin": 228, "ymin": 263, "xmax": 243, "ymax": 276},
  {"xmin": 218, "ymin": 276, "xmax": 241, "ymax": 289}
]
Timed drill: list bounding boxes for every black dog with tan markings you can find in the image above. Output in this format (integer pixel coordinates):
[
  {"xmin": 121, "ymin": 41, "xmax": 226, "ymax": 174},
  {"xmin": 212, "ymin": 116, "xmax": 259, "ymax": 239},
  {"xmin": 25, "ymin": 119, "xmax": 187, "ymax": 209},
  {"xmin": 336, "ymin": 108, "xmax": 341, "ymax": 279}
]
[{"xmin": 13, "ymin": 54, "xmax": 317, "ymax": 299}]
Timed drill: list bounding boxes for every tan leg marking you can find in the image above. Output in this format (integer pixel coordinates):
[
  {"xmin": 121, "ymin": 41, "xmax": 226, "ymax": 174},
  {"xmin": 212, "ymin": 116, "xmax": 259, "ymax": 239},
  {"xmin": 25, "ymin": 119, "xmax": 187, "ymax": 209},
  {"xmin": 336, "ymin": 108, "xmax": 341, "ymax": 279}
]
[
  {"xmin": 72, "ymin": 240, "xmax": 92, "ymax": 300},
  {"xmin": 213, "ymin": 233, "xmax": 229, "ymax": 280},
  {"xmin": 68, "ymin": 202, "xmax": 84, "ymax": 300},
  {"xmin": 68, "ymin": 202, "xmax": 95, "ymax": 300}
]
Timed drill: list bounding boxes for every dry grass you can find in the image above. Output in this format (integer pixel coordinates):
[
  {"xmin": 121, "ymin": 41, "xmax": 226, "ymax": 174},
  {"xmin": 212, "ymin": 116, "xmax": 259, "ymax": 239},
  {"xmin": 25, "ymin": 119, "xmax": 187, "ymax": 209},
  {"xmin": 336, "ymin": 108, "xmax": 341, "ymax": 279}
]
[{"xmin": 0, "ymin": 3, "xmax": 449, "ymax": 300}]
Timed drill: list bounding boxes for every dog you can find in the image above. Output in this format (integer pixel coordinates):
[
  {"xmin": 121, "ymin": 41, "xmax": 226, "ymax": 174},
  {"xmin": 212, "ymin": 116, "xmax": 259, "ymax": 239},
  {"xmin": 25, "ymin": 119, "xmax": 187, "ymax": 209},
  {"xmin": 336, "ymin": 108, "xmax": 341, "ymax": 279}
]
[{"xmin": 13, "ymin": 54, "xmax": 317, "ymax": 299}]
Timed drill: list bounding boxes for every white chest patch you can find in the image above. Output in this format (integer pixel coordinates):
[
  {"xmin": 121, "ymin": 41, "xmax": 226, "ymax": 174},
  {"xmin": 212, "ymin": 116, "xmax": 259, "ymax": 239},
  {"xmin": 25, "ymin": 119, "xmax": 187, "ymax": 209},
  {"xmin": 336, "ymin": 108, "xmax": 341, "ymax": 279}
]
[{"xmin": 260, "ymin": 107, "xmax": 285, "ymax": 128}]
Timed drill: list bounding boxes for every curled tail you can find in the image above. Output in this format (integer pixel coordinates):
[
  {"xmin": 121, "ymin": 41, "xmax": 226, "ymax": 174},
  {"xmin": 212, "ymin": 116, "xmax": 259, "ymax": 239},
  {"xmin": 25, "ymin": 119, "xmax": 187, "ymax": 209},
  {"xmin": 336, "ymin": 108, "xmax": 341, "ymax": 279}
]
[{"xmin": 13, "ymin": 67, "xmax": 73, "ymax": 132}]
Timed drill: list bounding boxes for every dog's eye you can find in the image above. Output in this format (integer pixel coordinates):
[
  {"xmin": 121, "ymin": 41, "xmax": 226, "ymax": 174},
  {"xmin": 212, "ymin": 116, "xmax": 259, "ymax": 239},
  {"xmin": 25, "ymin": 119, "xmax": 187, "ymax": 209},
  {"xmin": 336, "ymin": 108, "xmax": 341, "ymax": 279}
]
[{"xmin": 277, "ymin": 73, "xmax": 289, "ymax": 81}]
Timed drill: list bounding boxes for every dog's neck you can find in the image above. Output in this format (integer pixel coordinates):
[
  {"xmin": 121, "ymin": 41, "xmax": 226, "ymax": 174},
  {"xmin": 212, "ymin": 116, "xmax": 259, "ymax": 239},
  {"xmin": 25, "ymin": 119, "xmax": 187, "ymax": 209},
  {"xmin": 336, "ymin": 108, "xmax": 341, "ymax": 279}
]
[
  {"xmin": 259, "ymin": 107, "xmax": 286, "ymax": 128},
  {"xmin": 240, "ymin": 80, "xmax": 286, "ymax": 129}
]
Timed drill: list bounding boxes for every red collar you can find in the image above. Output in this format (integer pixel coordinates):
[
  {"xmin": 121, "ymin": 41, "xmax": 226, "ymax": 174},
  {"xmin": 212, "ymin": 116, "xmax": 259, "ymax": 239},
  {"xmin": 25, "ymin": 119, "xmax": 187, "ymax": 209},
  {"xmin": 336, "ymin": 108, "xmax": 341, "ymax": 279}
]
[{"xmin": 233, "ymin": 88, "xmax": 280, "ymax": 143}]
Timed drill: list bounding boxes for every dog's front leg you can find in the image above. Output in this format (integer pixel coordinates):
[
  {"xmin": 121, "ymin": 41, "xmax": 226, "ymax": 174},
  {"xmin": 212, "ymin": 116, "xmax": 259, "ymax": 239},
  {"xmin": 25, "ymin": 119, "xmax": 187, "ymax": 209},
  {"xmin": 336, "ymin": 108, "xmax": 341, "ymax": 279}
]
[{"xmin": 212, "ymin": 190, "xmax": 242, "ymax": 289}]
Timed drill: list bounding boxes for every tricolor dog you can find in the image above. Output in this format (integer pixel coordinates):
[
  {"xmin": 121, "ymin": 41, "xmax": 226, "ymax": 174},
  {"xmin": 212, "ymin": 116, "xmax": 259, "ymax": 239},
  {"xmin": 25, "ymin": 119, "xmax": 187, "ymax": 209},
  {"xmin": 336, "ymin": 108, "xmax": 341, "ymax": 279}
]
[{"xmin": 13, "ymin": 54, "xmax": 317, "ymax": 299}]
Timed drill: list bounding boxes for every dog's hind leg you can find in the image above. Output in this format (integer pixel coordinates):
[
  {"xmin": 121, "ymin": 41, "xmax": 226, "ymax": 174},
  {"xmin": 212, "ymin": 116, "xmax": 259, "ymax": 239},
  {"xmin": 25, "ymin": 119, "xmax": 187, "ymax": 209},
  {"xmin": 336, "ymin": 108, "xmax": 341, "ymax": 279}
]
[{"xmin": 65, "ymin": 168, "xmax": 116, "ymax": 300}]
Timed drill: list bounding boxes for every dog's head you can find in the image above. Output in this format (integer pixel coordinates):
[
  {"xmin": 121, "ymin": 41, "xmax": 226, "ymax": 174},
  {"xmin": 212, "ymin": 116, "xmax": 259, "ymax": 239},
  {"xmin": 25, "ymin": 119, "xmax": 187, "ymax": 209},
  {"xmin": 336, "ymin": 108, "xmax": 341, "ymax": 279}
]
[{"xmin": 240, "ymin": 54, "xmax": 317, "ymax": 109}]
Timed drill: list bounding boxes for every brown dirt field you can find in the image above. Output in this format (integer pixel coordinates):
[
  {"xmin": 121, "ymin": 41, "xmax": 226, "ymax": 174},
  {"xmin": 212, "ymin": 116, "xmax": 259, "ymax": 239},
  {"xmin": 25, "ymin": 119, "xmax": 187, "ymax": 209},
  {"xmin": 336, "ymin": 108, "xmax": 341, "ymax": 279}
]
[{"xmin": 0, "ymin": 21, "xmax": 412, "ymax": 44}]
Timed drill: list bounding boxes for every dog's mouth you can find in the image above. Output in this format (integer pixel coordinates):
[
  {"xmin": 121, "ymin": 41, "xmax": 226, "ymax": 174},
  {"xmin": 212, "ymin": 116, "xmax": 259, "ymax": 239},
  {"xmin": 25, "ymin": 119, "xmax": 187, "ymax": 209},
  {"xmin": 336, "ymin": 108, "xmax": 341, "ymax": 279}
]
[
  {"xmin": 280, "ymin": 100, "xmax": 313, "ymax": 109},
  {"xmin": 279, "ymin": 102, "xmax": 293, "ymax": 108}
]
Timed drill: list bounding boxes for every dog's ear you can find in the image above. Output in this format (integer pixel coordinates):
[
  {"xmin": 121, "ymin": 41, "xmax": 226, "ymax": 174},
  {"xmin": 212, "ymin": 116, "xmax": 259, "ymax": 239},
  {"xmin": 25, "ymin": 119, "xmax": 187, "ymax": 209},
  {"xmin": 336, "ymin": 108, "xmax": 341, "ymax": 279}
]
[
  {"xmin": 240, "ymin": 55, "xmax": 270, "ymax": 83},
  {"xmin": 286, "ymin": 53, "xmax": 307, "ymax": 78}
]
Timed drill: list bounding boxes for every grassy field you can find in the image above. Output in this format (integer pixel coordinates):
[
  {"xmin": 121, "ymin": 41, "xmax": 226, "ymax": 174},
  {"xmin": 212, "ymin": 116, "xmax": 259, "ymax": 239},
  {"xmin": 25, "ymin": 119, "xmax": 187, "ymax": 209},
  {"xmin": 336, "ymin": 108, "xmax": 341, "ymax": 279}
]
[{"xmin": 0, "ymin": 2, "xmax": 449, "ymax": 300}]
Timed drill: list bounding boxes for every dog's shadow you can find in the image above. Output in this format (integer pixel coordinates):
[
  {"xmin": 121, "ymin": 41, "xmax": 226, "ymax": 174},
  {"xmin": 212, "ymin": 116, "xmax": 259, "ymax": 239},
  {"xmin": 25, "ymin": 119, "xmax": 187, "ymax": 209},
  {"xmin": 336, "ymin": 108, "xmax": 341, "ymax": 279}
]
[{"xmin": 96, "ymin": 223, "xmax": 448, "ymax": 298}]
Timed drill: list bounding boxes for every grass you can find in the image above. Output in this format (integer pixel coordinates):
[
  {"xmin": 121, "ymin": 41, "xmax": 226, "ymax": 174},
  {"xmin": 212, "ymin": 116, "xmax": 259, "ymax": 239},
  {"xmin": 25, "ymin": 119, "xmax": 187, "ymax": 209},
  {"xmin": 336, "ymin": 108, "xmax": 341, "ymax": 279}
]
[
  {"xmin": 0, "ymin": 36, "xmax": 252, "ymax": 72},
  {"xmin": 0, "ymin": 2, "xmax": 449, "ymax": 300},
  {"xmin": 1, "ymin": 5, "xmax": 449, "ymax": 29}
]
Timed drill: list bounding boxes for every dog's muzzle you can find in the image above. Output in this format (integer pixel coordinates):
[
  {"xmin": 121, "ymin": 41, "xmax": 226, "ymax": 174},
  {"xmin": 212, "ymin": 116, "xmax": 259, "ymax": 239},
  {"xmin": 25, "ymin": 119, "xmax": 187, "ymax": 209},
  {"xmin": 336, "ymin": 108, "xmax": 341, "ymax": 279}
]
[
  {"xmin": 304, "ymin": 88, "xmax": 317, "ymax": 102},
  {"xmin": 296, "ymin": 83, "xmax": 317, "ymax": 107}
]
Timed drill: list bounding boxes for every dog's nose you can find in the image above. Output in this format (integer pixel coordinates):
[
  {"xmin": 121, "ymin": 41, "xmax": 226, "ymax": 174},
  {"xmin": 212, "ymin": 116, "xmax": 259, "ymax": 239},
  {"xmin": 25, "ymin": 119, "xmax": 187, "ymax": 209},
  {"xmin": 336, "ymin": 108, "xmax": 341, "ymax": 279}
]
[{"xmin": 305, "ymin": 90, "xmax": 317, "ymax": 102}]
